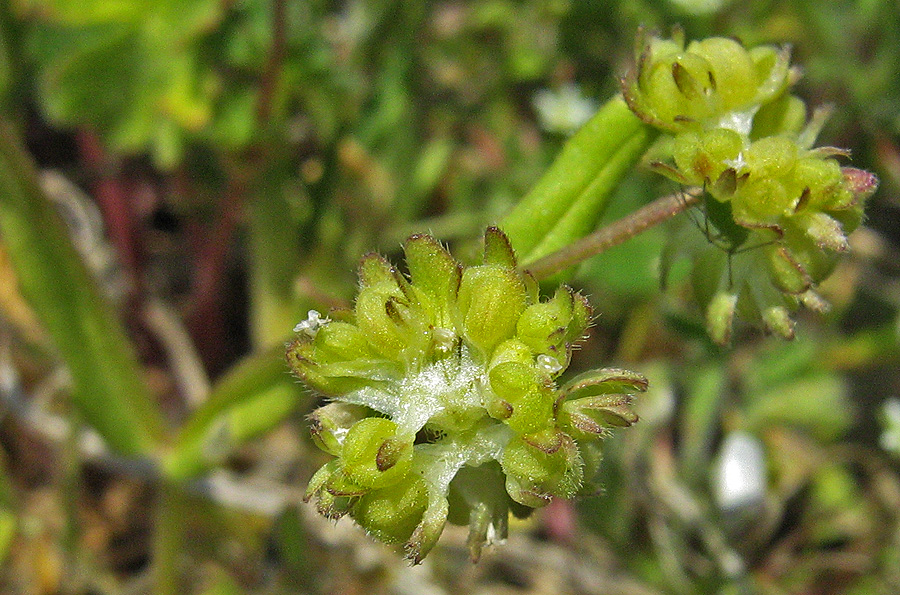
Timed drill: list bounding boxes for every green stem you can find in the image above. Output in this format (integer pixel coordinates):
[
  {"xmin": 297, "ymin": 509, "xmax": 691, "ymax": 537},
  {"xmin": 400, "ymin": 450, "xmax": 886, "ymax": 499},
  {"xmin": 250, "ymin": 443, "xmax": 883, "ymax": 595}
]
[
  {"xmin": 247, "ymin": 174, "xmax": 306, "ymax": 349},
  {"xmin": 501, "ymin": 95, "xmax": 658, "ymax": 265},
  {"xmin": 0, "ymin": 120, "xmax": 162, "ymax": 455},
  {"xmin": 152, "ymin": 484, "xmax": 184, "ymax": 595},
  {"xmin": 524, "ymin": 188, "xmax": 701, "ymax": 281},
  {"xmin": 163, "ymin": 344, "xmax": 293, "ymax": 480}
]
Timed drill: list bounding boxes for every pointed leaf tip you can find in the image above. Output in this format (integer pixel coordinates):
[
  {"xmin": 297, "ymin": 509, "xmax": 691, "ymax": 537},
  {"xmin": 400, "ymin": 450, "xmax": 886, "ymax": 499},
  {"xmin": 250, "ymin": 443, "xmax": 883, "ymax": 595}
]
[{"xmin": 483, "ymin": 226, "xmax": 517, "ymax": 268}]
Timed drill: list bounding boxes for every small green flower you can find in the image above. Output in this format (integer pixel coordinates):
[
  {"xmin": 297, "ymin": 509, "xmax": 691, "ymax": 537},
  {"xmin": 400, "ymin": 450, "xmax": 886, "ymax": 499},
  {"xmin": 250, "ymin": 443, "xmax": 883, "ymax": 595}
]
[
  {"xmin": 287, "ymin": 228, "xmax": 644, "ymax": 563},
  {"xmin": 622, "ymin": 27, "xmax": 795, "ymax": 135},
  {"xmin": 625, "ymin": 30, "xmax": 879, "ymax": 342}
]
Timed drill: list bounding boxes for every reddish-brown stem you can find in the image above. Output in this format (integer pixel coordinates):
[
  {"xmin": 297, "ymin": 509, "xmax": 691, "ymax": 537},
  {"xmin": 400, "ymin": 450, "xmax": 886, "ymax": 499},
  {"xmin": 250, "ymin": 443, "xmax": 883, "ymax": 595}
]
[
  {"xmin": 77, "ymin": 130, "xmax": 143, "ymax": 302},
  {"xmin": 185, "ymin": 0, "xmax": 288, "ymax": 371},
  {"xmin": 523, "ymin": 187, "xmax": 702, "ymax": 281},
  {"xmin": 255, "ymin": 0, "xmax": 288, "ymax": 126}
]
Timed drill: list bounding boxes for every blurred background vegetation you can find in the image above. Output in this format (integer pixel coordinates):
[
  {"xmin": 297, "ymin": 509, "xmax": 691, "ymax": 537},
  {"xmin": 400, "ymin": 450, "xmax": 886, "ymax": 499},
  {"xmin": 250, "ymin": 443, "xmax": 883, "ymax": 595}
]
[{"xmin": 0, "ymin": 0, "xmax": 899, "ymax": 593}]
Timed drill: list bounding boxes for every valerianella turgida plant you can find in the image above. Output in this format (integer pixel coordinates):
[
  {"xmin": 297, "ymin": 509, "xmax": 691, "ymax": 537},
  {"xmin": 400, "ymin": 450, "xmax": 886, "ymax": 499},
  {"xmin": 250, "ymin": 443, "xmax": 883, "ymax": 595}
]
[
  {"xmin": 622, "ymin": 29, "xmax": 879, "ymax": 343},
  {"xmin": 286, "ymin": 228, "xmax": 645, "ymax": 563}
]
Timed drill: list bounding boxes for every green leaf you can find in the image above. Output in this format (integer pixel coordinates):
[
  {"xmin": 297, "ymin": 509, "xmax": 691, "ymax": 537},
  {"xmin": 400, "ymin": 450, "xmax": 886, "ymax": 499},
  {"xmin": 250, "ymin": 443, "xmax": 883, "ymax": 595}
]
[
  {"xmin": 501, "ymin": 95, "xmax": 656, "ymax": 265},
  {"xmin": 0, "ymin": 121, "xmax": 161, "ymax": 455},
  {"xmin": 745, "ymin": 372, "xmax": 852, "ymax": 442},
  {"xmin": 164, "ymin": 345, "xmax": 292, "ymax": 479}
]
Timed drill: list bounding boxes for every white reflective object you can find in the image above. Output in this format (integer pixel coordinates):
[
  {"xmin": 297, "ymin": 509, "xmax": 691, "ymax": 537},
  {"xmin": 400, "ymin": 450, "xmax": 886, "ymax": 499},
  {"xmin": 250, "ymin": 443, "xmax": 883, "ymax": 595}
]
[
  {"xmin": 713, "ymin": 431, "xmax": 767, "ymax": 513},
  {"xmin": 532, "ymin": 84, "xmax": 598, "ymax": 135},
  {"xmin": 293, "ymin": 310, "xmax": 330, "ymax": 338},
  {"xmin": 536, "ymin": 354, "xmax": 563, "ymax": 376},
  {"xmin": 431, "ymin": 327, "xmax": 456, "ymax": 353}
]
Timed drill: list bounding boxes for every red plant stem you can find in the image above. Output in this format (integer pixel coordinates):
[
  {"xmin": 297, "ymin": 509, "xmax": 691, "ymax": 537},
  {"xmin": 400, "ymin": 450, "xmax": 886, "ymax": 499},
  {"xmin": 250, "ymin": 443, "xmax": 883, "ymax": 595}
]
[
  {"xmin": 77, "ymin": 130, "xmax": 143, "ymax": 301},
  {"xmin": 185, "ymin": 0, "xmax": 288, "ymax": 371},
  {"xmin": 255, "ymin": 0, "xmax": 287, "ymax": 126}
]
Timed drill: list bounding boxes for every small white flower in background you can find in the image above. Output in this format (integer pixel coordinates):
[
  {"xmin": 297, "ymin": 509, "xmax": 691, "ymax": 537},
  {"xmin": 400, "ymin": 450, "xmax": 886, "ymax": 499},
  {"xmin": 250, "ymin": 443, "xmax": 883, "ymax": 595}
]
[
  {"xmin": 713, "ymin": 431, "xmax": 766, "ymax": 514},
  {"xmin": 294, "ymin": 310, "xmax": 330, "ymax": 338},
  {"xmin": 880, "ymin": 398, "xmax": 900, "ymax": 456},
  {"xmin": 532, "ymin": 84, "xmax": 597, "ymax": 135}
]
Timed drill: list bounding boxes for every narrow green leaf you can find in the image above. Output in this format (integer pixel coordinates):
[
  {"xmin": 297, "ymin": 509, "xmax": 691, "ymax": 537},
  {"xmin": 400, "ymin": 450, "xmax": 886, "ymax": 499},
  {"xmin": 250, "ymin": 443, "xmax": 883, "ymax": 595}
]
[
  {"xmin": 0, "ymin": 509, "xmax": 15, "ymax": 567},
  {"xmin": 680, "ymin": 364, "xmax": 727, "ymax": 482},
  {"xmin": 0, "ymin": 121, "xmax": 161, "ymax": 455},
  {"xmin": 164, "ymin": 346, "xmax": 297, "ymax": 480},
  {"xmin": 501, "ymin": 96, "xmax": 657, "ymax": 265}
]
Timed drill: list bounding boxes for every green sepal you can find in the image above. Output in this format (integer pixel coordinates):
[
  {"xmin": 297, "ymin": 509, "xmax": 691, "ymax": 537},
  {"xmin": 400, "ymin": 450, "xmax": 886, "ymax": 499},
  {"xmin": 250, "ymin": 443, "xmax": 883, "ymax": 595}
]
[
  {"xmin": 752, "ymin": 93, "xmax": 808, "ymax": 140},
  {"xmin": 359, "ymin": 253, "xmax": 398, "ymax": 288},
  {"xmin": 516, "ymin": 286, "xmax": 575, "ymax": 355},
  {"xmin": 559, "ymin": 394, "xmax": 639, "ymax": 441},
  {"xmin": 354, "ymin": 477, "xmax": 429, "ymax": 545},
  {"xmin": 341, "ymin": 418, "xmax": 413, "ymax": 489},
  {"xmin": 307, "ymin": 403, "xmax": 369, "ymax": 456},
  {"xmin": 324, "ymin": 470, "xmax": 368, "ymax": 498},
  {"xmin": 311, "ymin": 320, "xmax": 379, "ymax": 363},
  {"xmin": 488, "ymin": 362, "xmax": 553, "ymax": 434},
  {"xmin": 313, "ymin": 490, "xmax": 355, "ymax": 520},
  {"xmin": 456, "ymin": 265, "xmax": 528, "ymax": 357},
  {"xmin": 405, "ymin": 496, "xmax": 450, "ymax": 565},
  {"xmin": 304, "ymin": 459, "xmax": 340, "ymax": 502},
  {"xmin": 765, "ymin": 244, "xmax": 812, "ymax": 294},
  {"xmin": 355, "ymin": 283, "xmax": 417, "ymax": 360},
  {"xmin": 566, "ymin": 292, "xmax": 592, "ymax": 343},
  {"xmin": 489, "ymin": 339, "xmax": 534, "ymax": 367},
  {"xmin": 285, "ymin": 341, "xmax": 374, "ymax": 396},
  {"xmin": 796, "ymin": 212, "xmax": 849, "ymax": 253},
  {"xmin": 560, "ymin": 368, "xmax": 649, "ymax": 400},
  {"xmin": 403, "ymin": 234, "xmax": 462, "ymax": 327},
  {"xmin": 305, "ymin": 460, "xmax": 360, "ymax": 519},
  {"xmin": 483, "ymin": 225, "xmax": 518, "ymax": 268},
  {"xmin": 744, "ymin": 136, "xmax": 798, "ymax": 179}
]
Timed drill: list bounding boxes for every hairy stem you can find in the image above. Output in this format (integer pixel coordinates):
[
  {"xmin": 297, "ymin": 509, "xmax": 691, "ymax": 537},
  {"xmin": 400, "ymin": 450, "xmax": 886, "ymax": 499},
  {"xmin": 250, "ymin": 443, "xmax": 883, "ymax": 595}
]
[{"xmin": 523, "ymin": 187, "xmax": 702, "ymax": 281}]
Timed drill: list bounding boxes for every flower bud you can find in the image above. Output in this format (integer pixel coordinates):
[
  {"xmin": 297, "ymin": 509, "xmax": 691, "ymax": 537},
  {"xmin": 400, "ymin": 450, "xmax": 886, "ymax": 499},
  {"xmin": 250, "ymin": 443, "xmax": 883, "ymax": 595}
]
[
  {"xmin": 354, "ymin": 477, "xmax": 429, "ymax": 544},
  {"xmin": 341, "ymin": 418, "xmax": 413, "ymax": 489},
  {"xmin": 623, "ymin": 29, "xmax": 793, "ymax": 133},
  {"xmin": 630, "ymin": 32, "xmax": 879, "ymax": 342},
  {"xmin": 707, "ymin": 291, "xmax": 738, "ymax": 346},
  {"xmin": 516, "ymin": 286, "xmax": 575, "ymax": 358},
  {"xmin": 501, "ymin": 433, "xmax": 583, "ymax": 507},
  {"xmin": 307, "ymin": 402, "xmax": 368, "ymax": 456},
  {"xmin": 558, "ymin": 369, "xmax": 644, "ymax": 439},
  {"xmin": 561, "ymin": 394, "xmax": 640, "ymax": 438},
  {"xmin": 457, "ymin": 265, "xmax": 528, "ymax": 357},
  {"xmin": 762, "ymin": 305, "xmax": 795, "ymax": 340}
]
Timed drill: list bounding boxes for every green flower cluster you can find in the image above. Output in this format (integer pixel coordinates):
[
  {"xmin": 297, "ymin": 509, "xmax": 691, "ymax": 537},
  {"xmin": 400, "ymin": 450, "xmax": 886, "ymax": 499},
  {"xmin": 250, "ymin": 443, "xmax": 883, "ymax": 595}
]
[
  {"xmin": 622, "ymin": 29, "xmax": 878, "ymax": 343},
  {"xmin": 287, "ymin": 228, "xmax": 644, "ymax": 563}
]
